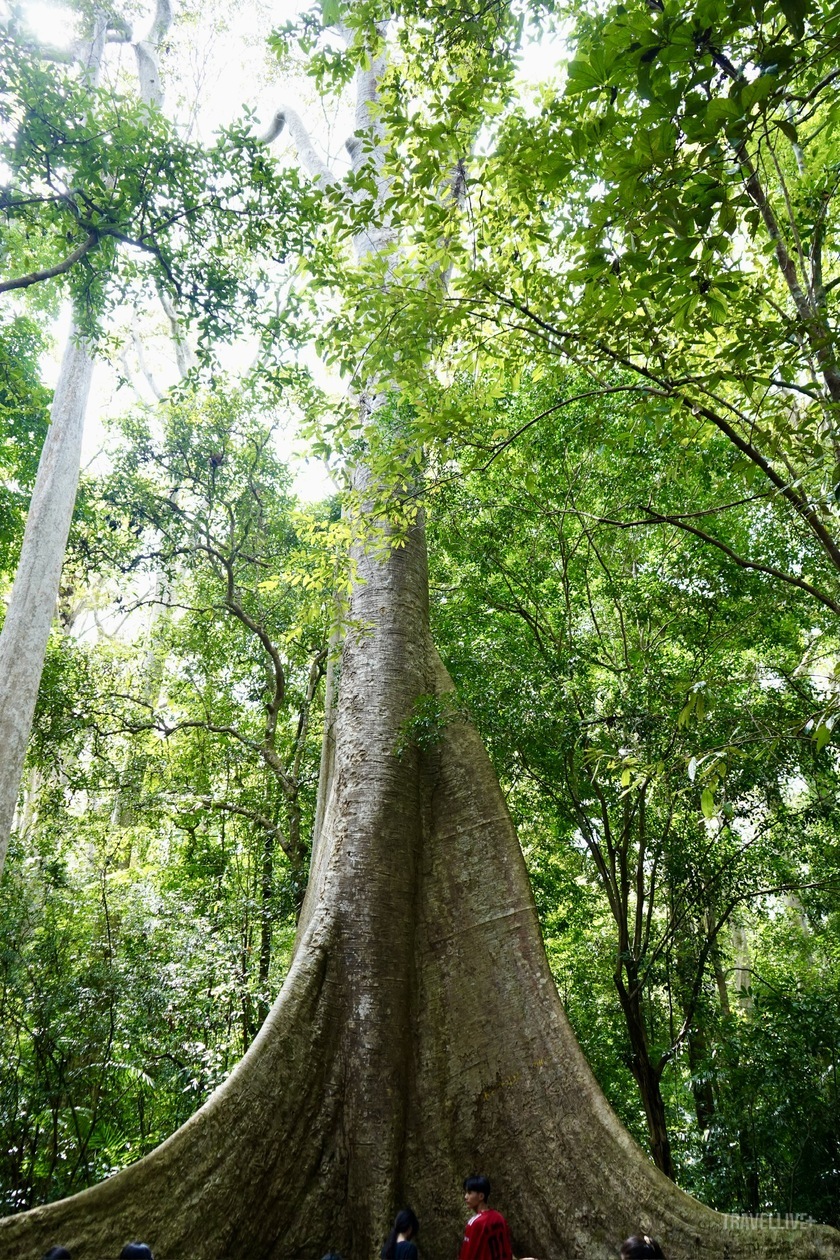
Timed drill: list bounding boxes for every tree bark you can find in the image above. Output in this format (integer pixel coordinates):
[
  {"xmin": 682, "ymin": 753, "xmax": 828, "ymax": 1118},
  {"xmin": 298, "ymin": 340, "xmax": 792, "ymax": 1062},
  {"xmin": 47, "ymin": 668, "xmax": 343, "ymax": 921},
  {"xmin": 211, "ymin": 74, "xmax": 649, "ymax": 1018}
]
[
  {"xmin": 614, "ymin": 968, "xmax": 674, "ymax": 1179},
  {"xmin": 2, "ymin": 512, "xmax": 839, "ymax": 1260},
  {"xmin": 0, "ymin": 328, "xmax": 94, "ymax": 876}
]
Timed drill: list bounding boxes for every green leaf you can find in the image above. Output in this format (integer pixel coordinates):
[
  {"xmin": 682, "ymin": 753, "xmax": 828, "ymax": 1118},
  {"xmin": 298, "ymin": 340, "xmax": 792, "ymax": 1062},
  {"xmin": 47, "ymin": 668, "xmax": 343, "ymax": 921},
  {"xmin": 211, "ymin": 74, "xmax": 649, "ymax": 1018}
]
[
  {"xmin": 778, "ymin": 0, "xmax": 812, "ymax": 38},
  {"xmin": 741, "ymin": 75, "xmax": 775, "ymax": 110},
  {"xmin": 566, "ymin": 58, "xmax": 603, "ymax": 92}
]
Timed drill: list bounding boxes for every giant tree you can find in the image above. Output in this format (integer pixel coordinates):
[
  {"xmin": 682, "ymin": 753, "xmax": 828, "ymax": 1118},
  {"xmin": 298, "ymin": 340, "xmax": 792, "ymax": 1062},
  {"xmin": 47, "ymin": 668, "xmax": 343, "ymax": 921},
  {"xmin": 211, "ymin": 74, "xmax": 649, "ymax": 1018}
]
[{"xmin": 2, "ymin": 7, "xmax": 839, "ymax": 1260}]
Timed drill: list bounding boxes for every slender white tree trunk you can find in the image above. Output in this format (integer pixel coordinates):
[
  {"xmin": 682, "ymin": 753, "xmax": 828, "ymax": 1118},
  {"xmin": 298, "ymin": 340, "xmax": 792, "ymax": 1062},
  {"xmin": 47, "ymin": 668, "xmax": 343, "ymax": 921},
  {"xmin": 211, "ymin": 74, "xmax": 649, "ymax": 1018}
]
[
  {"xmin": 0, "ymin": 0, "xmax": 172, "ymax": 879},
  {"xmin": 0, "ymin": 8, "xmax": 107, "ymax": 877},
  {"xmin": 0, "ymin": 330, "xmax": 94, "ymax": 874}
]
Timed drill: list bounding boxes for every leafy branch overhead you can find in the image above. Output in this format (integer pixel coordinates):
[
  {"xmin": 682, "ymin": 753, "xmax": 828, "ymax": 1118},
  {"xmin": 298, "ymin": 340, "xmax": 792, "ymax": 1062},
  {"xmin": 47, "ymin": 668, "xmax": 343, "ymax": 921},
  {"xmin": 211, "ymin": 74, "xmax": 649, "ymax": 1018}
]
[
  {"xmin": 0, "ymin": 34, "xmax": 321, "ymax": 347},
  {"xmin": 324, "ymin": 0, "xmax": 840, "ymax": 682}
]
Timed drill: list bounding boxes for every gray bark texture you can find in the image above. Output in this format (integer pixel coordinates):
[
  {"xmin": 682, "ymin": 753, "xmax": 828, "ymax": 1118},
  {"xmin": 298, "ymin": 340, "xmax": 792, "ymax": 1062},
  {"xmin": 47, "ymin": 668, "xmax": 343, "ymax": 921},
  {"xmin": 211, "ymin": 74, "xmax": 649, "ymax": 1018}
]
[
  {"xmin": 0, "ymin": 327, "xmax": 94, "ymax": 874},
  {"xmin": 1, "ymin": 512, "xmax": 838, "ymax": 1260}
]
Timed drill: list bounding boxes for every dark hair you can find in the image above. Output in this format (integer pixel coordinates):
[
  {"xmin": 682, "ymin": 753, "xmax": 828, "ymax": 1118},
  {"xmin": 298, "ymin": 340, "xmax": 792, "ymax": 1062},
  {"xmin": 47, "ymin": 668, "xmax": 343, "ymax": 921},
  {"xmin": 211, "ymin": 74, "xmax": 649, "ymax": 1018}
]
[
  {"xmin": 43, "ymin": 1249, "xmax": 72, "ymax": 1260},
  {"xmin": 320, "ymin": 1254, "xmax": 345, "ymax": 1260},
  {"xmin": 620, "ymin": 1236, "xmax": 665, "ymax": 1259},
  {"xmin": 119, "ymin": 1246, "xmax": 154, "ymax": 1260},
  {"xmin": 463, "ymin": 1174, "xmax": 491, "ymax": 1201},
  {"xmin": 381, "ymin": 1207, "xmax": 420, "ymax": 1258}
]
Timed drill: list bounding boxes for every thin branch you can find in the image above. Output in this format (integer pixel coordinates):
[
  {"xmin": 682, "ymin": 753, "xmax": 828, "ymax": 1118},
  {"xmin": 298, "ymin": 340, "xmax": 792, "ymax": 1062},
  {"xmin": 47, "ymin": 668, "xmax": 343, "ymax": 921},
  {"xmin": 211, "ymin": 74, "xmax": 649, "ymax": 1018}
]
[
  {"xmin": 621, "ymin": 505, "xmax": 840, "ymax": 616},
  {"xmin": 475, "ymin": 385, "xmax": 661, "ymax": 472},
  {"xmin": 262, "ymin": 107, "xmax": 338, "ymax": 184},
  {"xmin": 788, "ymin": 66, "xmax": 840, "ymax": 108},
  {"xmin": 665, "ymin": 879, "xmax": 840, "ymax": 1062},
  {"xmin": 736, "ymin": 141, "xmax": 840, "ymax": 402},
  {"xmin": 0, "ymin": 232, "xmax": 97, "ymax": 295},
  {"xmin": 485, "ymin": 287, "xmax": 840, "ymax": 575},
  {"xmin": 291, "ymin": 647, "xmax": 328, "ymax": 784},
  {"xmin": 195, "ymin": 797, "xmax": 294, "ymax": 860}
]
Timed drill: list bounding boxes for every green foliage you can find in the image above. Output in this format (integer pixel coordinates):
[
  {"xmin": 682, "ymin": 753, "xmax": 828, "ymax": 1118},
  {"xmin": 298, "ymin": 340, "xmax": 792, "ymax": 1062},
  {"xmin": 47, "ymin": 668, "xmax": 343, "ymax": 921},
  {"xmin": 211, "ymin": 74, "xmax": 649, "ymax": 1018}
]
[
  {"xmin": 0, "ymin": 313, "xmax": 50, "ymax": 577},
  {"xmin": 696, "ymin": 924, "xmax": 840, "ymax": 1222},
  {"xmin": 0, "ymin": 812, "xmax": 299, "ymax": 1211},
  {"xmin": 428, "ymin": 368, "xmax": 840, "ymax": 1216},
  {"xmin": 394, "ymin": 690, "xmax": 467, "ymax": 757},
  {"xmin": 0, "ymin": 30, "xmax": 321, "ymax": 350},
  {"xmin": 3, "ymin": 0, "xmax": 840, "ymax": 1225},
  {"xmin": 440, "ymin": 0, "xmax": 840, "ymax": 637},
  {"xmin": 0, "ymin": 391, "xmax": 334, "ymax": 1208}
]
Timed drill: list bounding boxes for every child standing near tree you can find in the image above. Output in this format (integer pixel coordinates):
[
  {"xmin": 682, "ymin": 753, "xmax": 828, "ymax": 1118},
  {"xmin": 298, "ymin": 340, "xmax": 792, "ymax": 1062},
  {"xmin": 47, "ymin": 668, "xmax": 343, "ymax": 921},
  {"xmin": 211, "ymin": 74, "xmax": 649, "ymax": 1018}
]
[{"xmin": 458, "ymin": 1175, "xmax": 512, "ymax": 1260}]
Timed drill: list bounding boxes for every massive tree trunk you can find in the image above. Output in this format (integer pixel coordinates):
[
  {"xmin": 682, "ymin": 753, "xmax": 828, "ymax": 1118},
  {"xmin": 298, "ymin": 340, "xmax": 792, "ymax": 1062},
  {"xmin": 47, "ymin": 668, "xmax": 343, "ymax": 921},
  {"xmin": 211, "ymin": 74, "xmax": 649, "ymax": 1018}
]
[{"xmin": 1, "ymin": 510, "xmax": 838, "ymax": 1260}]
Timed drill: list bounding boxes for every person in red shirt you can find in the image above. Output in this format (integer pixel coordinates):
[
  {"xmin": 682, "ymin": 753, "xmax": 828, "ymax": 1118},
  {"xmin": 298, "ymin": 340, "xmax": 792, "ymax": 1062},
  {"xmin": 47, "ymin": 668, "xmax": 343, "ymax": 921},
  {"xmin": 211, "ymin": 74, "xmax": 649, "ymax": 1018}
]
[{"xmin": 458, "ymin": 1175, "xmax": 512, "ymax": 1260}]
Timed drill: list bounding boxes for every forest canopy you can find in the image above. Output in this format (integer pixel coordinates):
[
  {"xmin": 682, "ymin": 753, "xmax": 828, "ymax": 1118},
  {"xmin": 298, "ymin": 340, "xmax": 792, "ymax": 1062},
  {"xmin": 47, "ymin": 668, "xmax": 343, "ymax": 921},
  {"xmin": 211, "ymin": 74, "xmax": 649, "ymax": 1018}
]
[{"xmin": 0, "ymin": 0, "xmax": 839, "ymax": 1250}]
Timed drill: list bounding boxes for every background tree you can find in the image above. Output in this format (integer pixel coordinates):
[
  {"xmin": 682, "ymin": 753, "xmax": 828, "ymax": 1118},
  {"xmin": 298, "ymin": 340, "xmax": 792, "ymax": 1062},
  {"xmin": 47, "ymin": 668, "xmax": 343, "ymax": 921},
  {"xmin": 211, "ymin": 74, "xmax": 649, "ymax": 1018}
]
[
  {"xmin": 0, "ymin": 391, "xmax": 331, "ymax": 1206},
  {"xmin": 427, "ymin": 368, "xmax": 840, "ymax": 1214},
  {"xmin": 0, "ymin": 0, "xmax": 317, "ymax": 875}
]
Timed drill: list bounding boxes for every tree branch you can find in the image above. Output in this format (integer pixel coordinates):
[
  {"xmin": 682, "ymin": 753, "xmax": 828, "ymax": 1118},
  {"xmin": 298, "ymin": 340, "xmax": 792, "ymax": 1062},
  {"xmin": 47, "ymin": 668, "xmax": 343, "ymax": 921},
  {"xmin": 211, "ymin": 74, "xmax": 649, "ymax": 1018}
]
[
  {"xmin": 134, "ymin": 0, "xmax": 172, "ymax": 110},
  {"xmin": 623, "ymin": 505, "xmax": 840, "ymax": 616},
  {"xmin": 0, "ymin": 232, "xmax": 98, "ymax": 295},
  {"xmin": 194, "ymin": 797, "xmax": 294, "ymax": 860},
  {"xmin": 736, "ymin": 142, "xmax": 840, "ymax": 402},
  {"xmin": 261, "ymin": 107, "xmax": 337, "ymax": 184},
  {"xmin": 485, "ymin": 286, "xmax": 840, "ymax": 576}
]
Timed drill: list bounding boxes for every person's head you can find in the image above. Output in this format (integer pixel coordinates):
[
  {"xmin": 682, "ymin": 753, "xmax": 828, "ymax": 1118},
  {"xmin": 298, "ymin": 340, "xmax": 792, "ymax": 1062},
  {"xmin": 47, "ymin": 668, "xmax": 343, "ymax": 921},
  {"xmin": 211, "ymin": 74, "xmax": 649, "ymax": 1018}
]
[
  {"xmin": 620, "ymin": 1235, "xmax": 665, "ymax": 1260},
  {"xmin": 381, "ymin": 1207, "xmax": 420, "ymax": 1258},
  {"xmin": 394, "ymin": 1207, "xmax": 419, "ymax": 1240},
  {"xmin": 43, "ymin": 1249, "xmax": 72, "ymax": 1260},
  {"xmin": 463, "ymin": 1174, "xmax": 492, "ymax": 1213},
  {"xmin": 119, "ymin": 1245, "xmax": 154, "ymax": 1260}
]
